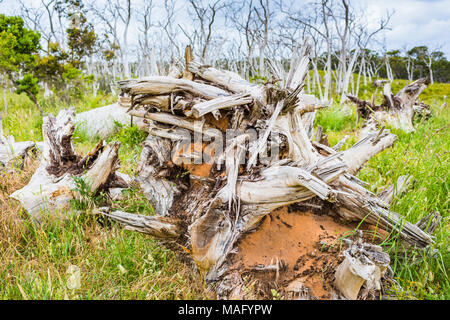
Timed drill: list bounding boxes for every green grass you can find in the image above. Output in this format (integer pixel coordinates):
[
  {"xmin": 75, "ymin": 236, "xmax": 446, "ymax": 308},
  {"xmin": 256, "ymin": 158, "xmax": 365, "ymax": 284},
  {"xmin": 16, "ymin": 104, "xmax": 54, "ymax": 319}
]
[
  {"xmin": 314, "ymin": 83, "xmax": 450, "ymax": 299},
  {"xmin": 107, "ymin": 122, "xmax": 149, "ymax": 177},
  {"xmin": 0, "ymin": 89, "xmax": 209, "ymax": 300},
  {"xmin": 0, "ymin": 216, "xmax": 206, "ymax": 299},
  {"xmin": 0, "ymin": 79, "xmax": 449, "ymax": 300},
  {"xmin": 1, "ymin": 90, "xmax": 116, "ymax": 142},
  {"xmin": 358, "ymin": 111, "xmax": 449, "ymax": 299}
]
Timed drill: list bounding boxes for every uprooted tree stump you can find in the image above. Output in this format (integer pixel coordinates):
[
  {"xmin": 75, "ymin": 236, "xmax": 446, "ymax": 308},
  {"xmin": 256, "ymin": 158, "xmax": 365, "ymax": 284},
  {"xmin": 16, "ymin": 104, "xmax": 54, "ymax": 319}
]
[
  {"xmin": 10, "ymin": 107, "xmax": 129, "ymax": 220},
  {"xmin": 347, "ymin": 78, "xmax": 431, "ymax": 133},
  {"xmin": 93, "ymin": 42, "xmax": 436, "ymax": 299}
]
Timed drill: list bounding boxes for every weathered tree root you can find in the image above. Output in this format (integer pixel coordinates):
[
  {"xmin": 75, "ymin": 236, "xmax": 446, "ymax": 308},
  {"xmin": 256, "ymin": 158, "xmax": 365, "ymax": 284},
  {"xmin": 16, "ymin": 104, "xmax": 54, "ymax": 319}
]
[
  {"xmin": 102, "ymin": 42, "xmax": 435, "ymax": 300},
  {"xmin": 10, "ymin": 107, "xmax": 127, "ymax": 220},
  {"xmin": 347, "ymin": 78, "xmax": 431, "ymax": 133}
]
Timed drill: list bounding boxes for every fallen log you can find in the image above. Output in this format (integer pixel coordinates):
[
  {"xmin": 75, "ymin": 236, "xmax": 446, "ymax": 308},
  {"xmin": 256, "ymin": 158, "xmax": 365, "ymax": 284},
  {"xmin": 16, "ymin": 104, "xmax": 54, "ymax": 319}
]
[{"xmin": 74, "ymin": 103, "xmax": 147, "ymax": 139}]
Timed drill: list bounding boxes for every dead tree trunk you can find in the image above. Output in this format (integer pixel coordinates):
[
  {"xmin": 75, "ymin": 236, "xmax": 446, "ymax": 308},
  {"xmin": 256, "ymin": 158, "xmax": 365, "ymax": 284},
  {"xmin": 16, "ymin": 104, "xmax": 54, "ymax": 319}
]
[
  {"xmin": 10, "ymin": 107, "xmax": 127, "ymax": 220},
  {"xmin": 347, "ymin": 78, "xmax": 431, "ymax": 133},
  {"xmin": 99, "ymin": 42, "xmax": 433, "ymax": 299}
]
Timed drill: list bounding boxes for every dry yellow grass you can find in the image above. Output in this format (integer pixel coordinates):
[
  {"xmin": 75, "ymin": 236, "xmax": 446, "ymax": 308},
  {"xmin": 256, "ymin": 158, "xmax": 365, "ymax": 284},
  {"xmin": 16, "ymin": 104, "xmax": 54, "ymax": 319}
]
[
  {"xmin": 0, "ymin": 157, "xmax": 39, "ymax": 254},
  {"xmin": 0, "ymin": 156, "xmax": 212, "ymax": 299}
]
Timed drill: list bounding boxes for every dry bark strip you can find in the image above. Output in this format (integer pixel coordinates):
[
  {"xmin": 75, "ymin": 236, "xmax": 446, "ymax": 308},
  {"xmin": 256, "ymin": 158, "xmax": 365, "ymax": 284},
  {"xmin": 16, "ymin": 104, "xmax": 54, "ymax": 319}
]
[{"xmin": 89, "ymin": 42, "xmax": 434, "ymax": 299}]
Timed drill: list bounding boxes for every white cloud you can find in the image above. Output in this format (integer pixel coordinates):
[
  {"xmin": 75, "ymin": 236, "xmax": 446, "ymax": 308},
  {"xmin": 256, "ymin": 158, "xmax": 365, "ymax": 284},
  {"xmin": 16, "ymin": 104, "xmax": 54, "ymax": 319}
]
[{"xmin": 361, "ymin": 0, "xmax": 450, "ymax": 56}]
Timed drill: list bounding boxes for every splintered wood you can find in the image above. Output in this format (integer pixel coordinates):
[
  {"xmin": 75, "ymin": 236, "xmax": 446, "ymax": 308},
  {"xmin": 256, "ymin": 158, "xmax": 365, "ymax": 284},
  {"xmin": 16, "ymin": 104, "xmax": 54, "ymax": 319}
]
[
  {"xmin": 10, "ymin": 107, "xmax": 128, "ymax": 220},
  {"xmin": 11, "ymin": 40, "xmax": 436, "ymax": 300},
  {"xmin": 347, "ymin": 78, "xmax": 431, "ymax": 133},
  {"xmin": 103, "ymin": 41, "xmax": 435, "ymax": 300}
]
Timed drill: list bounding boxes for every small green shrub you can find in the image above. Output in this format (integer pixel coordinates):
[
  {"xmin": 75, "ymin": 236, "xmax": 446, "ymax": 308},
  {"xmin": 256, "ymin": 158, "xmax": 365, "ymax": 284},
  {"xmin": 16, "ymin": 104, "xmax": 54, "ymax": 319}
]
[
  {"xmin": 111, "ymin": 122, "xmax": 148, "ymax": 149},
  {"xmin": 70, "ymin": 176, "xmax": 106, "ymax": 211}
]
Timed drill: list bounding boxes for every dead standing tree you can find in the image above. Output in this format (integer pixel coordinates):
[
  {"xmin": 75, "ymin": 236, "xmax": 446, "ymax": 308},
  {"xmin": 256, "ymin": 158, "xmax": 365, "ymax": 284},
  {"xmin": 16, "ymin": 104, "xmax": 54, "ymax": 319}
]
[
  {"xmin": 184, "ymin": 0, "xmax": 226, "ymax": 64},
  {"xmin": 98, "ymin": 41, "xmax": 436, "ymax": 299}
]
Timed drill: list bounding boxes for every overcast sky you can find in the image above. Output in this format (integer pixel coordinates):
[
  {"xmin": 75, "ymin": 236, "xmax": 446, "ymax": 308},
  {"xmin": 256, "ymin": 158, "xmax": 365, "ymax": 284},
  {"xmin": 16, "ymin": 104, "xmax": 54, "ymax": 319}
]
[
  {"xmin": 359, "ymin": 0, "xmax": 450, "ymax": 56},
  {"xmin": 0, "ymin": 0, "xmax": 449, "ymax": 57}
]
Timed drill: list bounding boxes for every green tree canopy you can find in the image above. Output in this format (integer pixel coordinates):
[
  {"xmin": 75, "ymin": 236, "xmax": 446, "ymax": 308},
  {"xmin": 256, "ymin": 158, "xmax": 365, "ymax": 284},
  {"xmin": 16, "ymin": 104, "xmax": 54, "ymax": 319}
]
[
  {"xmin": 0, "ymin": 14, "xmax": 40, "ymax": 73},
  {"xmin": 0, "ymin": 14, "xmax": 42, "ymax": 113}
]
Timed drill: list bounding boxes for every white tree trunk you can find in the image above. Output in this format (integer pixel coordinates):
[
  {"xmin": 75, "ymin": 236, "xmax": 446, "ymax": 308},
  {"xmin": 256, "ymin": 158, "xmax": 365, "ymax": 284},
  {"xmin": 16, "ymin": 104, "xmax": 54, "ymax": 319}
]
[{"xmin": 10, "ymin": 107, "xmax": 127, "ymax": 220}]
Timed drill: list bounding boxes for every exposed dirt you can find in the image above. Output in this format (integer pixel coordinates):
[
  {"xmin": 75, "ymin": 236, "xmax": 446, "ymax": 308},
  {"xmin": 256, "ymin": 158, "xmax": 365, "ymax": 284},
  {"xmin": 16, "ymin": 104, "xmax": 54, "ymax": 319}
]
[{"xmin": 230, "ymin": 206, "xmax": 363, "ymax": 299}]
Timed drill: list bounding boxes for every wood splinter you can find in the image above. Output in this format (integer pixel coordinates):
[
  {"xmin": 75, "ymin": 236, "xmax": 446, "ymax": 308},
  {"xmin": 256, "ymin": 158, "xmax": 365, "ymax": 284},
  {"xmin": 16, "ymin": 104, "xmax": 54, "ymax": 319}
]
[{"xmin": 334, "ymin": 234, "xmax": 390, "ymax": 300}]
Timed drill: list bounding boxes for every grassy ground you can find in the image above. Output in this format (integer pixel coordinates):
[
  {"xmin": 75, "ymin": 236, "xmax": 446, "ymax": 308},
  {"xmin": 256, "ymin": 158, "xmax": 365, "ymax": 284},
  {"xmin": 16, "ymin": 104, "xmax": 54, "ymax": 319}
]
[
  {"xmin": 0, "ymin": 90, "xmax": 210, "ymax": 299},
  {"xmin": 0, "ymin": 79, "xmax": 448, "ymax": 300},
  {"xmin": 314, "ymin": 80, "xmax": 450, "ymax": 299}
]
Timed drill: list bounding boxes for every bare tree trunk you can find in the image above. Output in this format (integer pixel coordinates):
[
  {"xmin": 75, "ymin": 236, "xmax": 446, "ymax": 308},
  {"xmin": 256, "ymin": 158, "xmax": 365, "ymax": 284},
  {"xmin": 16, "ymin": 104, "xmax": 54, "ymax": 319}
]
[
  {"xmin": 340, "ymin": 48, "xmax": 359, "ymax": 103},
  {"xmin": 385, "ymin": 55, "xmax": 394, "ymax": 82},
  {"xmin": 427, "ymin": 56, "xmax": 434, "ymax": 84},
  {"xmin": 10, "ymin": 107, "xmax": 127, "ymax": 220},
  {"xmin": 256, "ymin": 0, "xmax": 270, "ymax": 76},
  {"xmin": 406, "ymin": 56, "xmax": 414, "ymax": 81},
  {"xmin": 311, "ymin": 60, "xmax": 323, "ymax": 100}
]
